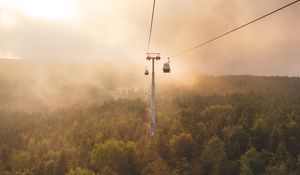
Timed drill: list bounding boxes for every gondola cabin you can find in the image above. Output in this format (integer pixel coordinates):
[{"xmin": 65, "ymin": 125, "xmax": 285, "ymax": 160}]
[
  {"xmin": 145, "ymin": 69, "xmax": 149, "ymax": 75},
  {"xmin": 163, "ymin": 63, "xmax": 170, "ymax": 73}
]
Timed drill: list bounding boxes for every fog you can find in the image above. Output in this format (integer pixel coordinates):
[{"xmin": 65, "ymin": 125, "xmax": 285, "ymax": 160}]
[
  {"xmin": 0, "ymin": 59, "xmax": 147, "ymax": 111},
  {"xmin": 0, "ymin": 0, "xmax": 299, "ymax": 75}
]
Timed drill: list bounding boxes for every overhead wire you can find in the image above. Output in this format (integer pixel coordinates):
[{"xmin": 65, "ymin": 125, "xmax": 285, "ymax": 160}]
[
  {"xmin": 147, "ymin": 0, "xmax": 157, "ymax": 53},
  {"xmin": 171, "ymin": 0, "xmax": 300, "ymax": 57}
]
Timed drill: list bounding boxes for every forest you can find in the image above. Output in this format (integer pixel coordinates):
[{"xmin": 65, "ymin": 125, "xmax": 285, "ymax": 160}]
[{"xmin": 0, "ymin": 61, "xmax": 300, "ymax": 175}]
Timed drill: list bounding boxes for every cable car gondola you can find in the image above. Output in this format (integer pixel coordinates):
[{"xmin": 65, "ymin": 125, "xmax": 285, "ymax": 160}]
[
  {"xmin": 163, "ymin": 57, "xmax": 171, "ymax": 73},
  {"xmin": 145, "ymin": 67, "xmax": 149, "ymax": 75}
]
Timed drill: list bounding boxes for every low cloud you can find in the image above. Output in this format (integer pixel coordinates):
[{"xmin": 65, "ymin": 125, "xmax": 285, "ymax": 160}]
[{"xmin": 0, "ymin": 0, "xmax": 299, "ymax": 75}]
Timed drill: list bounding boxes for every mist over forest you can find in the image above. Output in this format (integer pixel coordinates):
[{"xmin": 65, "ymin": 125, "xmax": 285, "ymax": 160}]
[
  {"xmin": 0, "ymin": 59, "xmax": 145, "ymax": 111},
  {"xmin": 0, "ymin": 59, "xmax": 300, "ymax": 175},
  {"xmin": 1, "ymin": 59, "xmax": 299, "ymax": 112}
]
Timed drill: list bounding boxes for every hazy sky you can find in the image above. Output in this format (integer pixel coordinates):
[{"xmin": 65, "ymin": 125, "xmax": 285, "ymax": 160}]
[{"xmin": 0, "ymin": 0, "xmax": 299, "ymax": 75}]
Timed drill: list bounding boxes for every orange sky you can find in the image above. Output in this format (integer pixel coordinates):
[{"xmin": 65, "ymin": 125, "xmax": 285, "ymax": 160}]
[{"xmin": 0, "ymin": 0, "xmax": 299, "ymax": 75}]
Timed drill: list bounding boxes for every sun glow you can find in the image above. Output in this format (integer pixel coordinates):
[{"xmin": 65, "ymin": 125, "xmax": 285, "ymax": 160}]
[
  {"xmin": 0, "ymin": 0, "xmax": 77, "ymax": 22},
  {"xmin": 0, "ymin": 12, "xmax": 17, "ymax": 28}
]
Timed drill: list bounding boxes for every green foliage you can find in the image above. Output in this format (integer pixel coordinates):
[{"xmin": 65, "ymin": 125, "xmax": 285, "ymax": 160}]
[
  {"xmin": 250, "ymin": 118, "xmax": 269, "ymax": 151},
  {"xmin": 200, "ymin": 136, "xmax": 227, "ymax": 175},
  {"xmin": 169, "ymin": 132, "xmax": 196, "ymax": 161},
  {"xmin": 223, "ymin": 125, "xmax": 249, "ymax": 159},
  {"xmin": 141, "ymin": 157, "xmax": 171, "ymax": 175},
  {"xmin": 9, "ymin": 151, "xmax": 32, "ymax": 172},
  {"xmin": 239, "ymin": 147, "xmax": 257, "ymax": 175},
  {"xmin": 90, "ymin": 139, "xmax": 137, "ymax": 175},
  {"xmin": 54, "ymin": 151, "xmax": 68, "ymax": 175},
  {"xmin": 239, "ymin": 147, "xmax": 272, "ymax": 175},
  {"xmin": 67, "ymin": 167, "xmax": 96, "ymax": 175}
]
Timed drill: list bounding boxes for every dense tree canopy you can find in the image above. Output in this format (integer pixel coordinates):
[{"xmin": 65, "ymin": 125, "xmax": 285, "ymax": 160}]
[{"xmin": 0, "ymin": 76, "xmax": 300, "ymax": 174}]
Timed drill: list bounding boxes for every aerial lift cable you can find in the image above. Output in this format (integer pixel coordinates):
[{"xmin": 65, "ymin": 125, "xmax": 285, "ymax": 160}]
[
  {"xmin": 147, "ymin": 0, "xmax": 157, "ymax": 53},
  {"xmin": 171, "ymin": 0, "xmax": 300, "ymax": 57}
]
